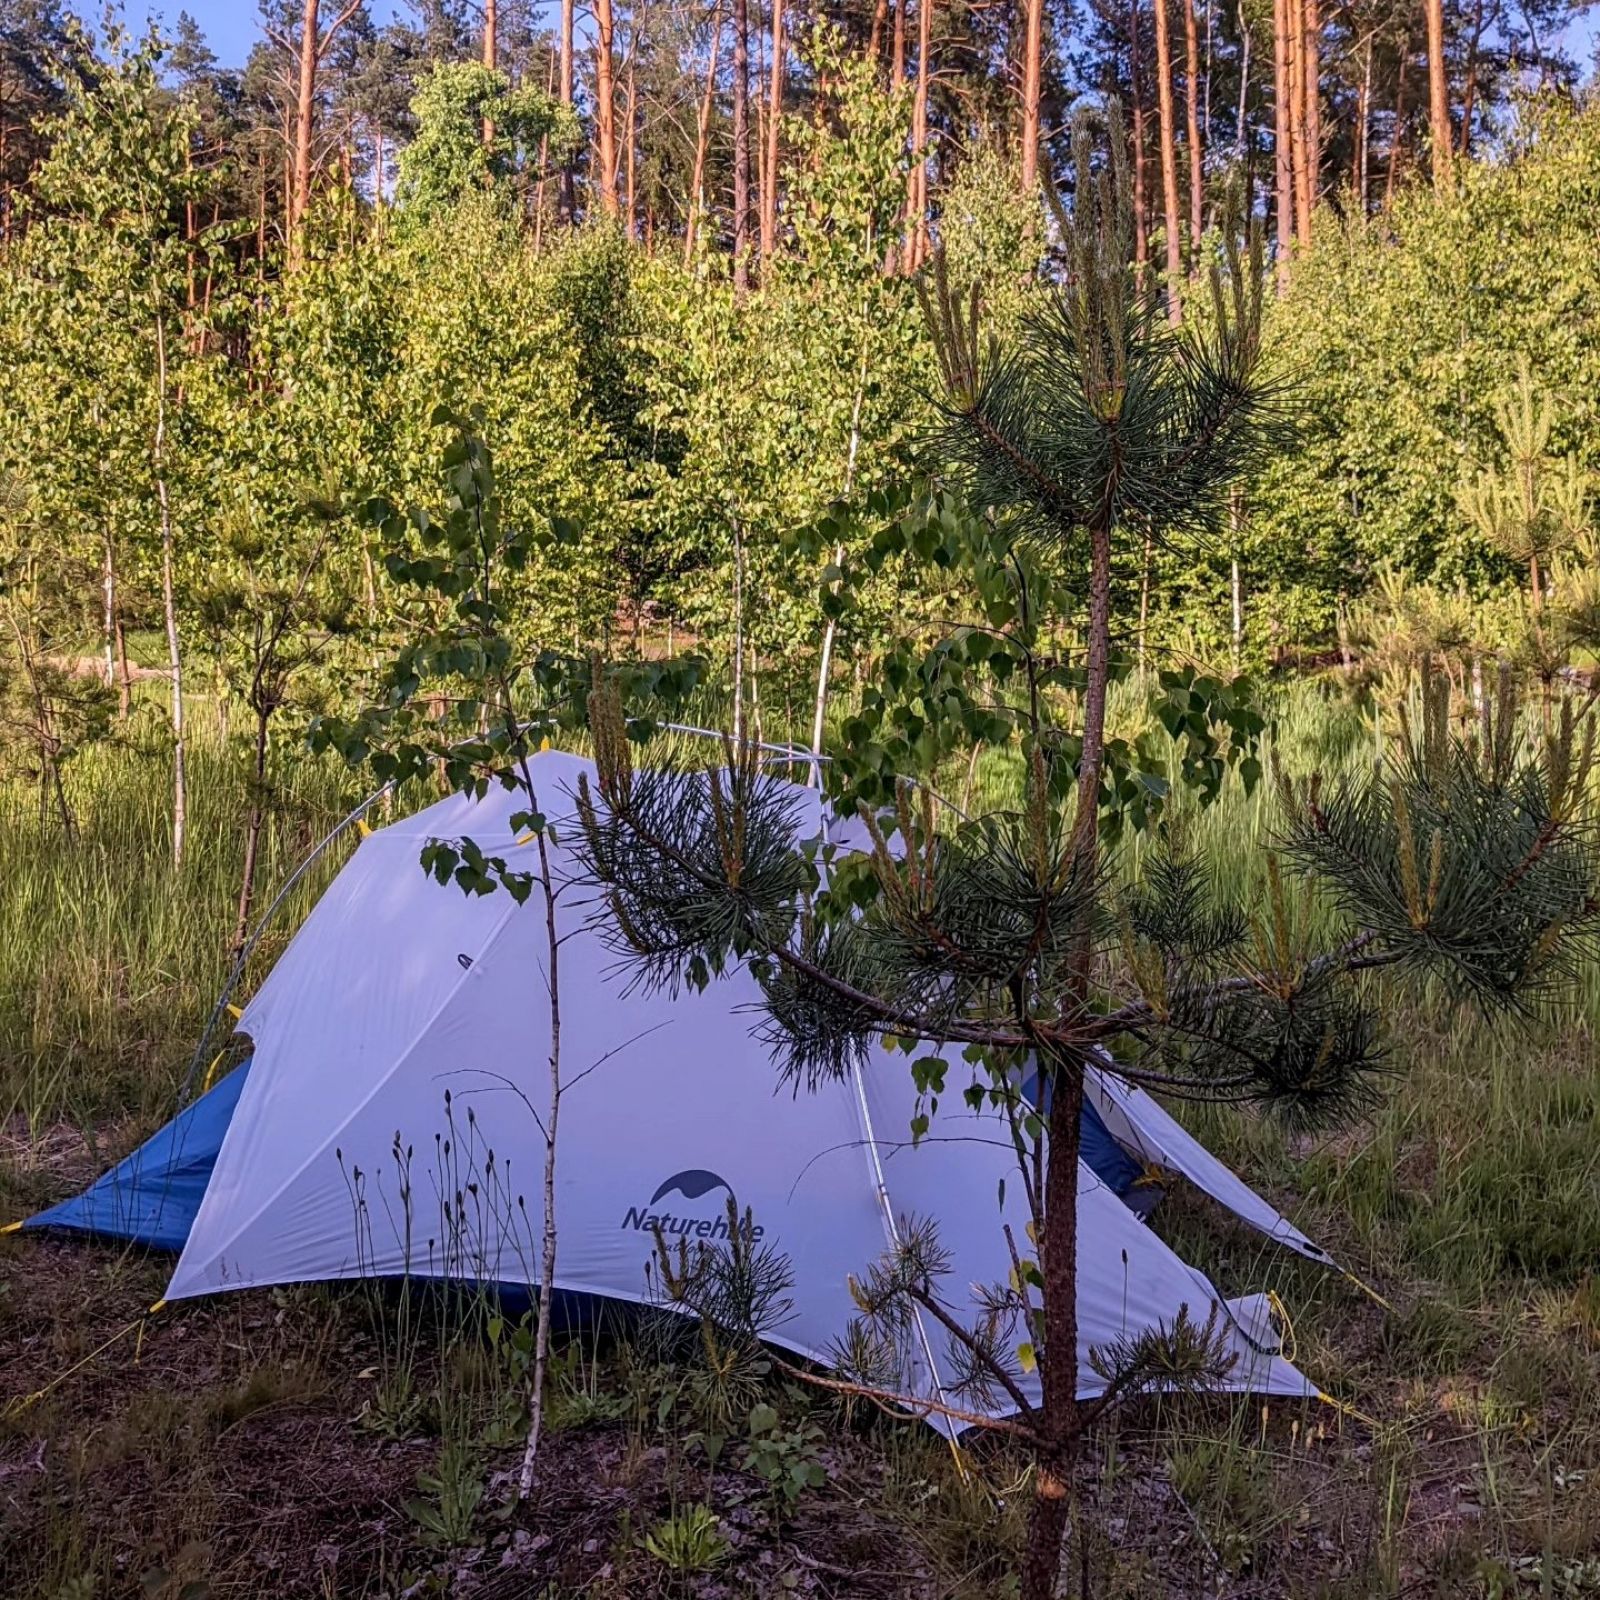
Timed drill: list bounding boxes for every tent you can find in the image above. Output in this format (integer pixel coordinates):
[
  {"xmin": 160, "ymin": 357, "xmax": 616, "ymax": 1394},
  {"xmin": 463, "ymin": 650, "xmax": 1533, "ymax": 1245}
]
[{"xmin": 22, "ymin": 750, "xmax": 1322, "ymax": 1428}]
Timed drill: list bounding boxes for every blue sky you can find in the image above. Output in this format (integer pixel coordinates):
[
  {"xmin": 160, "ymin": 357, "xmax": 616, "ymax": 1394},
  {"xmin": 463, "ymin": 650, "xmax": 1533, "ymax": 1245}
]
[
  {"xmin": 114, "ymin": 2, "xmax": 408, "ymax": 65},
  {"xmin": 105, "ymin": 0, "xmax": 1599, "ymax": 73}
]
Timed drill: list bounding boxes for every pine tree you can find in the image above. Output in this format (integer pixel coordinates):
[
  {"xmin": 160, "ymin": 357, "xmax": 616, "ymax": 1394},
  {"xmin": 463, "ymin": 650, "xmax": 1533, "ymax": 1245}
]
[{"xmin": 574, "ymin": 107, "xmax": 1600, "ymax": 1600}]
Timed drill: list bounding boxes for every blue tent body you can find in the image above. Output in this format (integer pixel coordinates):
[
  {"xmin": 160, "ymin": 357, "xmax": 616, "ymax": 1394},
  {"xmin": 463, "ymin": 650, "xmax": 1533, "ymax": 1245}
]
[
  {"xmin": 24, "ymin": 1060, "xmax": 1152, "ymax": 1252},
  {"xmin": 24, "ymin": 1062, "xmax": 250, "ymax": 1251}
]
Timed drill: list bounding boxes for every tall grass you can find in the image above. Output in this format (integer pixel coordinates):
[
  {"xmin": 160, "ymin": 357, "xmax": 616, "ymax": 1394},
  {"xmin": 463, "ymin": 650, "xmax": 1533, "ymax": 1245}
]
[{"xmin": 0, "ymin": 700, "xmax": 366, "ymax": 1133}]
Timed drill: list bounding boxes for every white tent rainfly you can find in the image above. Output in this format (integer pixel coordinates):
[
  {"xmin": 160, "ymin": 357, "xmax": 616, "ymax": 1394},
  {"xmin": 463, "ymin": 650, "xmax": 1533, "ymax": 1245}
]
[{"xmin": 24, "ymin": 750, "xmax": 1330, "ymax": 1431}]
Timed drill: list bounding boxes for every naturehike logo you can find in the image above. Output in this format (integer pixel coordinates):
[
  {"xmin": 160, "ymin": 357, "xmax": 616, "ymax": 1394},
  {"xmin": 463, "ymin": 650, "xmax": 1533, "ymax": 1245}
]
[{"xmin": 623, "ymin": 1168, "xmax": 765, "ymax": 1240}]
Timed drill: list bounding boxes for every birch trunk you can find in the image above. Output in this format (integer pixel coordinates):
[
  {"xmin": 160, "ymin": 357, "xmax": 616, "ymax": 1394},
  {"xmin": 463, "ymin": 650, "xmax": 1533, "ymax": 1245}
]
[
  {"xmin": 155, "ymin": 312, "xmax": 186, "ymax": 869},
  {"xmin": 516, "ymin": 778, "xmax": 563, "ymax": 1500},
  {"xmin": 807, "ymin": 351, "xmax": 868, "ymax": 786}
]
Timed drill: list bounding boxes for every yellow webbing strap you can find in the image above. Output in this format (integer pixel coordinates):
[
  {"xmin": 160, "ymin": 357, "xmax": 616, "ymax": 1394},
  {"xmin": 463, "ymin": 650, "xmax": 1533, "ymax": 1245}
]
[
  {"xmin": 1316, "ymin": 1389, "xmax": 1384, "ymax": 1431},
  {"xmin": 1341, "ymin": 1268, "xmax": 1396, "ymax": 1314},
  {"xmin": 200, "ymin": 1048, "xmax": 229, "ymax": 1094},
  {"xmin": 357, "ymin": 816, "xmax": 373, "ymax": 837},
  {"xmin": 1264, "ymin": 1289, "xmax": 1299, "ymax": 1364}
]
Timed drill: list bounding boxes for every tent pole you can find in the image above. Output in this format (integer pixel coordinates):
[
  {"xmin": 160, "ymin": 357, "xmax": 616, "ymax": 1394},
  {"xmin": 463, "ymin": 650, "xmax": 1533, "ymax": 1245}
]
[{"xmin": 846, "ymin": 1055, "xmax": 969, "ymax": 1446}]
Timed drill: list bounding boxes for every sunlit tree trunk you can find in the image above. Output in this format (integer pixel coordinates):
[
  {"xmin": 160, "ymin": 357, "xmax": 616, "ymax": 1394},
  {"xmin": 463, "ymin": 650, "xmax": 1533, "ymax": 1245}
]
[
  {"xmin": 1271, "ymin": 0, "xmax": 1291, "ymax": 284},
  {"xmin": 1131, "ymin": 0, "xmax": 1148, "ymax": 275},
  {"xmin": 560, "ymin": 0, "xmax": 575, "ymax": 217},
  {"xmin": 1302, "ymin": 0, "xmax": 1319, "ymax": 231},
  {"xmin": 761, "ymin": 0, "xmax": 784, "ymax": 258},
  {"xmin": 626, "ymin": 63, "xmax": 638, "ymax": 237},
  {"xmin": 892, "ymin": 0, "xmax": 906, "ymax": 89},
  {"xmin": 732, "ymin": 0, "xmax": 751, "ymax": 291},
  {"xmin": 1153, "ymin": 0, "xmax": 1182, "ymax": 316},
  {"xmin": 482, "ymin": 0, "xmax": 497, "ymax": 143},
  {"xmin": 1458, "ymin": 0, "xmax": 1483, "ymax": 156},
  {"xmin": 910, "ymin": 0, "xmax": 932, "ymax": 267},
  {"xmin": 1288, "ymin": 0, "xmax": 1312, "ymax": 239},
  {"xmin": 290, "ymin": 0, "xmax": 320, "ymax": 259},
  {"xmin": 595, "ymin": 0, "xmax": 619, "ymax": 214},
  {"xmin": 289, "ymin": 0, "xmax": 361, "ymax": 263},
  {"xmin": 684, "ymin": 6, "xmax": 726, "ymax": 265},
  {"xmin": 1021, "ymin": 0, "xmax": 1043, "ymax": 193},
  {"xmin": 1182, "ymin": 0, "xmax": 1202, "ymax": 249},
  {"xmin": 869, "ymin": 0, "xmax": 889, "ymax": 73},
  {"xmin": 1355, "ymin": 32, "xmax": 1372, "ymax": 211},
  {"xmin": 1425, "ymin": 0, "xmax": 1451, "ymax": 186}
]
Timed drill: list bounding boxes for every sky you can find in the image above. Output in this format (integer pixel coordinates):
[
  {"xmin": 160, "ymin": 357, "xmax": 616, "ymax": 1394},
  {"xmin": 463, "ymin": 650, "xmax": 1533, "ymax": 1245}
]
[
  {"xmin": 114, "ymin": 1, "xmax": 408, "ymax": 65},
  {"xmin": 103, "ymin": 0, "xmax": 1600, "ymax": 74}
]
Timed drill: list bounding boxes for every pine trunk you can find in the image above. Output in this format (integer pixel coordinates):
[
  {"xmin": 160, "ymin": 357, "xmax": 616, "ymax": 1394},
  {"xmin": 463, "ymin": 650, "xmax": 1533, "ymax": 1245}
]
[
  {"xmin": 290, "ymin": 0, "xmax": 320, "ymax": 261},
  {"xmin": 1131, "ymin": 0, "xmax": 1148, "ymax": 274},
  {"xmin": 910, "ymin": 0, "xmax": 932, "ymax": 268},
  {"xmin": 1182, "ymin": 0, "xmax": 1202, "ymax": 248},
  {"xmin": 1459, "ymin": 0, "xmax": 1483, "ymax": 156},
  {"xmin": 595, "ymin": 0, "xmax": 619, "ymax": 214},
  {"xmin": 626, "ymin": 65, "xmax": 638, "ymax": 237},
  {"xmin": 1302, "ymin": 0, "xmax": 1319, "ymax": 231},
  {"xmin": 732, "ymin": 0, "xmax": 751, "ymax": 292},
  {"xmin": 1019, "ymin": 511, "xmax": 1114, "ymax": 1600},
  {"xmin": 1288, "ymin": 0, "xmax": 1311, "ymax": 240},
  {"xmin": 1424, "ymin": 0, "xmax": 1451, "ymax": 186},
  {"xmin": 684, "ymin": 7, "xmax": 726, "ymax": 265},
  {"xmin": 761, "ymin": 0, "xmax": 784, "ymax": 258},
  {"xmin": 869, "ymin": 0, "xmax": 889, "ymax": 73},
  {"xmin": 1152, "ymin": 0, "xmax": 1183, "ymax": 317},
  {"xmin": 482, "ymin": 0, "xmax": 497, "ymax": 144},
  {"xmin": 1355, "ymin": 34, "xmax": 1371, "ymax": 211},
  {"xmin": 1021, "ymin": 0, "xmax": 1043, "ymax": 193},
  {"xmin": 560, "ymin": 0, "xmax": 576, "ymax": 217}
]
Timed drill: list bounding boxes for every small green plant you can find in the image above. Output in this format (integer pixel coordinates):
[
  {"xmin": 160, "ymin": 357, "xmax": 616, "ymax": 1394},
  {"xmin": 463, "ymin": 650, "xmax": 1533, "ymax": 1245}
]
[
  {"xmin": 639, "ymin": 1504, "xmax": 729, "ymax": 1573},
  {"xmin": 741, "ymin": 1401, "xmax": 827, "ymax": 1505},
  {"xmin": 357, "ymin": 1369, "xmax": 434, "ymax": 1439},
  {"xmin": 405, "ymin": 1441, "xmax": 484, "ymax": 1548}
]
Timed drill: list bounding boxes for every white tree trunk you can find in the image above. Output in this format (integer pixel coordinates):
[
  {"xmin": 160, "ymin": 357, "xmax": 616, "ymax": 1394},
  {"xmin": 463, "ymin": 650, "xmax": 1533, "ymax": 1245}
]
[
  {"xmin": 155, "ymin": 311, "xmax": 186, "ymax": 868},
  {"xmin": 518, "ymin": 783, "xmax": 562, "ymax": 1500},
  {"xmin": 806, "ymin": 351, "xmax": 869, "ymax": 786},
  {"xmin": 731, "ymin": 514, "xmax": 745, "ymax": 746}
]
